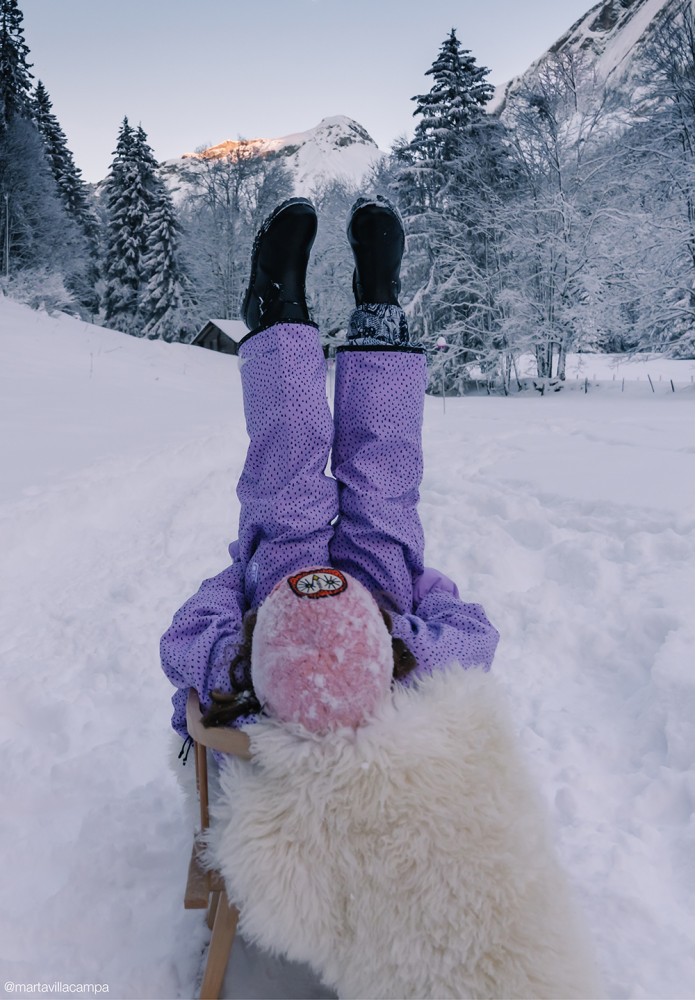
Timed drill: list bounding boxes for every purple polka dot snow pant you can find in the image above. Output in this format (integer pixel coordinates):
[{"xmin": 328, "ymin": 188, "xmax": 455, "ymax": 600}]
[{"xmin": 236, "ymin": 323, "xmax": 427, "ymax": 616}]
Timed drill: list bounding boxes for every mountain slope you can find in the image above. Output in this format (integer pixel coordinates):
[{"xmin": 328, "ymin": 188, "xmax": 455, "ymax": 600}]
[
  {"xmin": 162, "ymin": 115, "xmax": 385, "ymax": 197},
  {"xmin": 491, "ymin": 0, "xmax": 674, "ymax": 112}
]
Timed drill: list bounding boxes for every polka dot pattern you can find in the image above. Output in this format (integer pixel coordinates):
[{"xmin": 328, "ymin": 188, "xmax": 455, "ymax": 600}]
[
  {"xmin": 236, "ymin": 323, "xmax": 338, "ymax": 608},
  {"xmin": 330, "ymin": 347, "xmax": 427, "ymax": 615}
]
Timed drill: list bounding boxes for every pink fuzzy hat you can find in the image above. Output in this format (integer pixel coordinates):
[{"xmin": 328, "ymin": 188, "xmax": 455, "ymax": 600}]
[{"xmin": 251, "ymin": 568, "xmax": 394, "ymax": 734}]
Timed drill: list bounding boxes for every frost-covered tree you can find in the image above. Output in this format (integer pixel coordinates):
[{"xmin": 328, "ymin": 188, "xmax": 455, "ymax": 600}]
[
  {"xmin": 0, "ymin": 1, "xmax": 91, "ymax": 314},
  {"xmin": 141, "ymin": 185, "xmax": 198, "ymax": 342},
  {"xmin": 502, "ymin": 51, "xmax": 623, "ymax": 378},
  {"xmin": 392, "ymin": 29, "xmax": 516, "ymax": 384},
  {"xmin": 102, "ymin": 118, "xmax": 161, "ymax": 334},
  {"xmin": 179, "ymin": 143, "xmax": 292, "ymax": 320},
  {"xmin": 501, "ymin": 6, "xmax": 695, "ymax": 373},
  {"xmin": 307, "ymin": 176, "xmax": 359, "ymax": 343},
  {"xmin": 411, "ymin": 28, "xmax": 494, "ymax": 168},
  {"xmin": 425, "ymin": 118, "xmax": 521, "ymax": 388},
  {"xmin": 31, "ymin": 80, "xmax": 99, "ymax": 311},
  {"xmin": 0, "ymin": 0, "xmax": 33, "ymax": 127},
  {"xmin": 0, "ymin": 116, "xmax": 80, "ymax": 273},
  {"xmin": 608, "ymin": 0, "xmax": 694, "ymax": 357},
  {"xmin": 31, "ymin": 81, "xmax": 97, "ymax": 241},
  {"xmin": 396, "ymin": 28, "xmax": 495, "ymax": 218}
]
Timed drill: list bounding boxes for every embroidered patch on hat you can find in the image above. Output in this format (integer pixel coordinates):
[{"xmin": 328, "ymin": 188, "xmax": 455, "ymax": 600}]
[{"xmin": 288, "ymin": 568, "xmax": 347, "ymax": 599}]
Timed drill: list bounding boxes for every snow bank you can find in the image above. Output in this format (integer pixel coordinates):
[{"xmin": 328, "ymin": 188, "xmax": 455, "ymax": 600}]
[{"xmin": 0, "ymin": 299, "xmax": 692, "ymax": 999}]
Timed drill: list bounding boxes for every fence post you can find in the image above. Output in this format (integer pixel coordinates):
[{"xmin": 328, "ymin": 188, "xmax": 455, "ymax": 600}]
[
  {"xmin": 670, "ymin": 379, "xmax": 675, "ymax": 393},
  {"xmin": 584, "ymin": 377, "xmax": 588, "ymax": 394},
  {"xmin": 647, "ymin": 374, "xmax": 655, "ymax": 393},
  {"xmin": 436, "ymin": 336, "xmax": 447, "ymax": 414}
]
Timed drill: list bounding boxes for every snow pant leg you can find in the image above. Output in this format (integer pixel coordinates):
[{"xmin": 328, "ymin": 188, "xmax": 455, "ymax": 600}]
[
  {"xmin": 236, "ymin": 323, "xmax": 338, "ymax": 609},
  {"xmin": 329, "ymin": 347, "xmax": 427, "ymax": 616}
]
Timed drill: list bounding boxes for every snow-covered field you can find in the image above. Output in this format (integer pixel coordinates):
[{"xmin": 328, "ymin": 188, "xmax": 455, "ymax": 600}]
[{"xmin": 0, "ymin": 298, "xmax": 693, "ymax": 1000}]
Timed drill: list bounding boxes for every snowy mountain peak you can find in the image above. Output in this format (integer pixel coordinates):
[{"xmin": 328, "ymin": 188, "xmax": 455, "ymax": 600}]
[
  {"xmin": 491, "ymin": 0, "xmax": 673, "ymax": 111},
  {"xmin": 550, "ymin": 0, "xmax": 672, "ymax": 81},
  {"xmin": 175, "ymin": 116, "xmax": 384, "ymax": 194}
]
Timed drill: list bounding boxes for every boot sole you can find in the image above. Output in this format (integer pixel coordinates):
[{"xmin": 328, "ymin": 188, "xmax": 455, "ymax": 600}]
[{"xmin": 347, "ymin": 196, "xmax": 404, "ymax": 305}]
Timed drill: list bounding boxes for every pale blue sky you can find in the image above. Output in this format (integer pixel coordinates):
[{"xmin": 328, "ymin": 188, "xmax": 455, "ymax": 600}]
[{"xmin": 21, "ymin": 0, "xmax": 593, "ymax": 181}]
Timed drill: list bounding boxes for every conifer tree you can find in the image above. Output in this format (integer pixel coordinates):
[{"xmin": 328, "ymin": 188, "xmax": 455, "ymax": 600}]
[
  {"xmin": 0, "ymin": 2, "xmax": 92, "ymax": 312},
  {"xmin": 0, "ymin": 116, "xmax": 81, "ymax": 277},
  {"xmin": 103, "ymin": 118, "xmax": 196, "ymax": 338},
  {"xmin": 411, "ymin": 28, "xmax": 494, "ymax": 164},
  {"xmin": 392, "ymin": 28, "xmax": 514, "ymax": 382},
  {"xmin": 133, "ymin": 123, "xmax": 160, "ymax": 190},
  {"xmin": 31, "ymin": 81, "xmax": 97, "ymax": 242},
  {"xmin": 0, "ymin": 0, "xmax": 33, "ymax": 126},
  {"xmin": 396, "ymin": 29, "xmax": 495, "ymax": 216},
  {"xmin": 102, "ymin": 118, "xmax": 159, "ymax": 334},
  {"xmin": 141, "ymin": 184, "xmax": 198, "ymax": 341}
]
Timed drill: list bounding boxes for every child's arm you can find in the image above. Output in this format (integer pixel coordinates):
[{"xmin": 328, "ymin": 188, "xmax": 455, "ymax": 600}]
[
  {"xmin": 388, "ymin": 568, "xmax": 499, "ymax": 678},
  {"xmin": 160, "ymin": 555, "xmax": 245, "ymax": 738}
]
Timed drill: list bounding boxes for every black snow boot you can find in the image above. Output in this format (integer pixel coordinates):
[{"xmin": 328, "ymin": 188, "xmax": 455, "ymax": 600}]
[
  {"xmin": 345, "ymin": 196, "xmax": 419, "ymax": 350},
  {"xmin": 347, "ymin": 195, "xmax": 404, "ymax": 307},
  {"xmin": 241, "ymin": 198, "xmax": 318, "ymax": 334}
]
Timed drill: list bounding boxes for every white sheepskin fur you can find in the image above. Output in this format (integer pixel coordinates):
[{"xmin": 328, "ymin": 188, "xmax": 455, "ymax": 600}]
[{"xmin": 206, "ymin": 668, "xmax": 601, "ymax": 1000}]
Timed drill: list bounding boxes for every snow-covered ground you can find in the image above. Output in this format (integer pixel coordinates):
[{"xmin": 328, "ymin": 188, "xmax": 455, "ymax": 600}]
[{"xmin": 0, "ymin": 298, "xmax": 693, "ymax": 1000}]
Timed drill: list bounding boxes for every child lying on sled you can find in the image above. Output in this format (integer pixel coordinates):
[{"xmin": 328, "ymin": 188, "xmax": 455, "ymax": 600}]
[{"xmin": 160, "ymin": 197, "xmax": 598, "ymax": 1000}]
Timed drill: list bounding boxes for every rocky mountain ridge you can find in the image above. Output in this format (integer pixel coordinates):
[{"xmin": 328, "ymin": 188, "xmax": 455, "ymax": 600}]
[
  {"xmin": 161, "ymin": 115, "xmax": 385, "ymax": 198},
  {"xmin": 490, "ymin": 0, "xmax": 674, "ymax": 112}
]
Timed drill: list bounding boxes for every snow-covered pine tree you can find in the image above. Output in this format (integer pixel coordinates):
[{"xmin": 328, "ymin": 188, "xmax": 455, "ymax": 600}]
[
  {"xmin": 0, "ymin": 0, "xmax": 33, "ymax": 127},
  {"xmin": 141, "ymin": 183, "xmax": 198, "ymax": 342},
  {"xmin": 32, "ymin": 81, "xmax": 97, "ymax": 242},
  {"xmin": 102, "ymin": 119, "xmax": 140, "ymax": 331},
  {"xmin": 393, "ymin": 28, "xmax": 515, "ymax": 387},
  {"xmin": 0, "ymin": 1, "xmax": 89, "ymax": 310},
  {"xmin": 102, "ymin": 119, "xmax": 161, "ymax": 335},
  {"xmin": 427, "ymin": 115, "xmax": 520, "ymax": 389},
  {"xmin": 0, "ymin": 115, "xmax": 82, "ymax": 280},
  {"xmin": 411, "ymin": 28, "xmax": 494, "ymax": 175},
  {"xmin": 31, "ymin": 80, "xmax": 99, "ymax": 312},
  {"xmin": 395, "ymin": 28, "xmax": 495, "ymax": 223}
]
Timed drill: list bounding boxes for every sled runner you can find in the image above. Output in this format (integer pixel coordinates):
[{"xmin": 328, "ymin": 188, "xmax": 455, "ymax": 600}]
[{"xmin": 183, "ymin": 690, "xmax": 250, "ymax": 1000}]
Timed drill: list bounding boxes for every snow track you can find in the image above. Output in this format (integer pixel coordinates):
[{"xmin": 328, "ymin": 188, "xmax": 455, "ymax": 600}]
[{"xmin": 0, "ymin": 301, "xmax": 692, "ymax": 999}]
